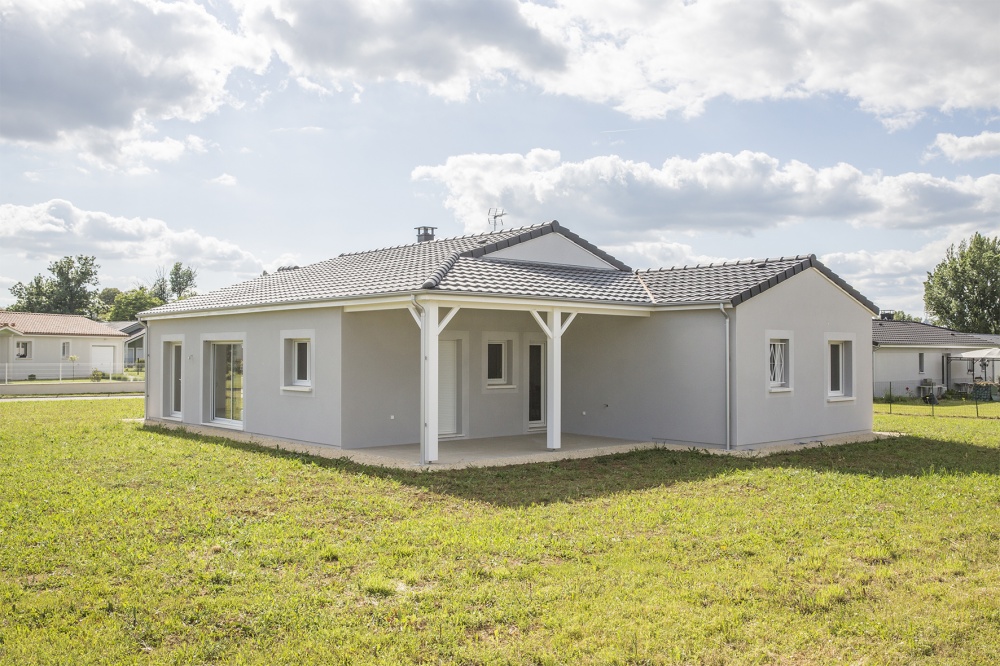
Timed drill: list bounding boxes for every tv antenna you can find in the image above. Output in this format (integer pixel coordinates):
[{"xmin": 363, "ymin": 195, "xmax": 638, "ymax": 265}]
[{"xmin": 488, "ymin": 208, "xmax": 507, "ymax": 232}]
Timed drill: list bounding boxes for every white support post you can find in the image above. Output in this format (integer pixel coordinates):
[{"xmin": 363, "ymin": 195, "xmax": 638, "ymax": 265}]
[
  {"xmin": 532, "ymin": 309, "xmax": 576, "ymax": 451},
  {"xmin": 420, "ymin": 301, "xmax": 440, "ymax": 464}
]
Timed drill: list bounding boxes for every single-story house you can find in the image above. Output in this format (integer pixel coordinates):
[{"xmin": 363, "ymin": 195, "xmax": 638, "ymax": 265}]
[
  {"xmin": 104, "ymin": 320, "xmax": 146, "ymax": 365},
  {"xmin": 0, "ymin": 311, "xmax": 128, "ymax": 381},
  {"xmin": 140, "ymin": 221, "xmax": 878, "ymax": 463},
  {"xmin": 871, "ymin": 318, "xmax": 999, "ymax": 397}
]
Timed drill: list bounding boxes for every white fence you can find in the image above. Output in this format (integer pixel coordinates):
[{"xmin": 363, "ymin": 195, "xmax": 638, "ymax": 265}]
[{"xmin": 1, "ymin": 361, "xmax": 143, "ymax": 384}]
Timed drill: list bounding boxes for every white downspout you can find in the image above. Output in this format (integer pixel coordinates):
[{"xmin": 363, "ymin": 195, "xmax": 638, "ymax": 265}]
[{"xmin": 719, "ymin": 304, "xmax": 731, "ymax": 451}]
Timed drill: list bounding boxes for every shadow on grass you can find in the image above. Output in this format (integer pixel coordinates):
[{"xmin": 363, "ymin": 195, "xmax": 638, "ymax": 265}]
[{"xmin": 140, "ymin": 425, "xmax": 1000, "ymax": 508}]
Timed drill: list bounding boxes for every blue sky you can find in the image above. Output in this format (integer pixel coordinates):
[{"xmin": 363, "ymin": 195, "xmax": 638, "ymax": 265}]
[{"xmin": 2, "ymin": 0, "xmax": 998, "ymax": 316}]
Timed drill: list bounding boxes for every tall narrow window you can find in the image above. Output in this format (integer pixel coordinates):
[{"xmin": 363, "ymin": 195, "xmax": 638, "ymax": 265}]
[
  {"xmin": 171, "ymin": 343, "xmax": 182, "ymax": 416},
  {"xmin": 769, "ymin": 339, "xmax": 789, "ymax": 387},
  {"xmin": 213, "ymin": 343, "xmax": 244, "ymax": 423},
  {"xmin": 829, "ymin": 342, "xmax": 843, "ymax": 395},
  {"xmin": 294, "ymin": 340, "xmax": 309, "ymax": 385},
  {"xmin": 918, "ymin": 352, "xmax": 925, "ymax": 374},
  {"xmin": 61, "ymin": 341, "xmax": 71, "ymax": 358},
  {"xmin": 487, "ymin": 342, "xmax": 506, "ymax": 384}
]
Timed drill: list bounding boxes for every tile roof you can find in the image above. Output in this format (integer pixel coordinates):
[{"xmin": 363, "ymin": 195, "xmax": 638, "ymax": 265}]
[
  {"xmin": 872, "ymin": 320, "xmax": 999, "ymax": 348},
  {"xmin": 0, "ymin": 311, "xmax": 128, "ymax": 337},
  {"xmin": 638, "ymin": 255, "xmax": 879, "ymax": 312},
  {"xmin": 436, "ymin": 258, "xmax": 651, "ymax": 303},
  {"xmin": 139, "ymin": 222, "xmax": 877, "ymax": 317}
]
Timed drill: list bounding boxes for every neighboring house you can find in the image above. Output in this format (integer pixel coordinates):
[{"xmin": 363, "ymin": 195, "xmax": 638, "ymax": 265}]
[
  {"xmin": 871, "ymin": 319, "xmax": 999, "ymax": 397},
  {"xmin": 104, "ymin": 321, "xmax": 146, "ymax": 365},
  {"xmin": 140, "ymin": 221, "xmax": 878, "ymax": 463},
  {"xmin": 0, "ymin": 311, "xmax": 128, "ymax": 381}
]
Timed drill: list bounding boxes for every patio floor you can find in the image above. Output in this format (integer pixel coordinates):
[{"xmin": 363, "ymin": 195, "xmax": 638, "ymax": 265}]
[{"xmin": 144, "ymin": 419, "xmax": 882, "ymax": 471}]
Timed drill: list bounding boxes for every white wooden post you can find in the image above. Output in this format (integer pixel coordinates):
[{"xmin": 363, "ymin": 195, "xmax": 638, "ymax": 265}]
[
  {"xmin": 548, "ymin": 309, "xmax": 562, "ymax": 450},
  {"xmin": 420, "ymin": 301, "xmax": 440, "ymax": 464}
]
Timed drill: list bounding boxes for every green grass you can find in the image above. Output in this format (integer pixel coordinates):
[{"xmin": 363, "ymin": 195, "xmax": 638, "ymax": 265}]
[
  {"xmin": 874, "ymin": 399, "xmax": 1000, "ymax": 419},
  {"xmin": 1, "ymin": 400, "xmax": 999, "ymax": 664}
]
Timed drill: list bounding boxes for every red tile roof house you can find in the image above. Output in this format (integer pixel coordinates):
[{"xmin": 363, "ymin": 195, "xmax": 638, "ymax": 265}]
[
  {"xmin": 0, "ymin": 312, "xmax": 128, "ymax": 383},
  {"xmin": 139, "ymin": 222, "xmax": 879, "ymax": 465}
]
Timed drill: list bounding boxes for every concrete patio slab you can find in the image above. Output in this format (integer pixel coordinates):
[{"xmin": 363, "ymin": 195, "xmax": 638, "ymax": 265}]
[{"xmin": 143, "ymin": 418, "xmax": 885, "ymax": 471}]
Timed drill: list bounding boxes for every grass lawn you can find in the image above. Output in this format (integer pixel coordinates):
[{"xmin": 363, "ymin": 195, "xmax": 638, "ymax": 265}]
[{"xmin": 1, "ymin": 400, "xmax": 999, "ymax": 664}]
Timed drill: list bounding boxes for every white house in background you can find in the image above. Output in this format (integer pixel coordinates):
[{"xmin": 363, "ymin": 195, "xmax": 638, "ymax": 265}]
[
  {"xmin": 103, "ymin": 321, "xmax": 146, "ymax": 365},
  {"xmin": 140, "ymin": 221, "xmax": 879, "ymax": 463},
  {"xmin": 0, "ymin": 311, "xmax": 128, "ymax": 381},
  {"xmin": 871, "ymin": 319, "xmax": 999, "ymax": 397}
]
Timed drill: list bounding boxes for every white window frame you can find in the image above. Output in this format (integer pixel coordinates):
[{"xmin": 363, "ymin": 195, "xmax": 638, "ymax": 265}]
[
  {"xmin": 918, "ymin": 352, "xmax": 925, "ymax": 374},
  {"xmin": 825, "ymin": 333, "xmax": 856, "ymax": 402},
  {"xmin": 765, "ymin": 330, "xmax": 793, "ymax": 393},
  {"xmin": 15, "ymin": 340, "xmax": 31, "ymax": 359},
  {"xmin": 482, "ymin": 332, "xmax": 518, "ymax": 391},
  {"xmin": 200, "ymin": 332, "xmax": 247, "ymax": 429},
  {"xmin": 160, "ymin": 334, "xmax": 184, "ymax": 420},
  {"xmin": 61, "ymin": 341, "xmax": 71, "ymax": 359},
  {"xmin": 280, "ymin": 329, "xmax": 315, "ymax": 394}
]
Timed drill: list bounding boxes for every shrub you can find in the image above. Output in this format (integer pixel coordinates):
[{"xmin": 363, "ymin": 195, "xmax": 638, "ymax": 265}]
[
  {"xmin": 90, "ymin": 369, "xmax": 107, "ymax": 382},
  {"xmin": 111, "ymin": 373, "xmax": 128, "ymax": 381},
  {"xmin": 27, "ymin": 374, "xmax": 36, "ymax": 381}
]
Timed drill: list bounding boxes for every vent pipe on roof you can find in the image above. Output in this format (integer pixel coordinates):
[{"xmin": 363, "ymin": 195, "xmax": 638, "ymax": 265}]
[{"xmin": 416, "ymin": 226, "xmax": 437, "ymax": 243}]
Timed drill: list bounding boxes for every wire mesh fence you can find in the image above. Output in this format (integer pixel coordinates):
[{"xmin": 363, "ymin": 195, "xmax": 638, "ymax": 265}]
[{"xmin": 874, "ymin": 380, "xmax": 1000, "ymax": 419}]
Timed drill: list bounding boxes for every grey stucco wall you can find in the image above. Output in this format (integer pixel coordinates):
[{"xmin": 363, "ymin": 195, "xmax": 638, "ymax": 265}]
[
  {"xmin": 340, "ymin": 307, "xmax": 545, "ymax": 448},
  {"xmin": 872, "ymin": 348, "xmax": 976, "ymax": 392},
  {"xmin": 147, "ymin": 308, "xmax": 342, "ymax": 447},
  {"xmin": 731, "ymin": 268, "xmax": 874, "ymax": 446},
  {"xmin": 0, "ymin": 333, "xmax": 125, "ymax": 379},
  {"xmin": 561, "ymin": 310, "xmax": 728, "ymax": 445}
]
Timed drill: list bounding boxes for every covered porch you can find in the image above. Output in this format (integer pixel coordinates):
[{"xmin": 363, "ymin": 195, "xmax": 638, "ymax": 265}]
[{"xmin": 341, "ymin": 294, "xmax": 653, "ymax": 463}]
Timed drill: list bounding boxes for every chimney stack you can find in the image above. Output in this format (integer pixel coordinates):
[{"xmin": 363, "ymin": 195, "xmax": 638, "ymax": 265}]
[{"xmin": 416, "ymin": 226, "xmax": 436, "ymax": 243}]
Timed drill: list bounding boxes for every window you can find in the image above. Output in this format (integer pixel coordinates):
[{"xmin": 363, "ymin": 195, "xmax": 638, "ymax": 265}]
[
  {"xmin": 161, "ymin": 336, "xmax": 184, "ymax": 419},
  {"xmin": 487, "ymin": 342, "xmax": 506, "ymax": 384},
  {"xmin": 769, "ymin": 339, "xmax": 789, "ymax": 387},
  {"xmin": 15, "ymin": 341, "xmax": 31, "ymax": 359},
  {"xmin": 61, "ymin": 341, "xmax": 71, "ymax": 358},
  {"xmin": 482, "ymin": 333, "xmax": 517, "ymax": 389},
  {"xmin": 280, "ymin": 329, "xmax": 314, "ymax": 392},
  {"xmin": 918, "ymin": 352, "xmax": 925, "ymax": 374},
  {"xmin": 212, "ymin": 342, "xmax": 244, "ymax": 423},
  {"xmin": 765, "ymin": 330, "xmax": 793, "ymax": 392},
  {"xmin": 968, "ymin": 359, "xmax": 976, "ymax": 373},
  {"xmin": 826, "ymin": 336, "xmax": 854, "ymax": 399}
]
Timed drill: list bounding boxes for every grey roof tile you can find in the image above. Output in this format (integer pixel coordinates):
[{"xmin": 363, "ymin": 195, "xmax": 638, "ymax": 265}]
[
  {"xmin": 436, "ymin": 258, "xmax": 651, "ymax": 303},
  {"xmin": 872, "ymin": 320, "xmax": 998, "ymax": 347}
]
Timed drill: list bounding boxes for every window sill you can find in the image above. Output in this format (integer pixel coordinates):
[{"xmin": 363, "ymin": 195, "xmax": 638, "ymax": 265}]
[
  {"xmin": 826, "ymin": 395, "xmax": 855, "ymax": 403},
  {"xmin": 281, "ymin": 385, "xmax": 313, "ymax": 393},
  {"xmin": 485, "ymin": 384, "xmax": 517, "ymax": 391},
  {"xmin": 768, "ymin": 386, "xmax": 792, "ymax": 393},
  {"xmin": 206, "ymin": 420, "xmax": 244, "ymax": 430}
]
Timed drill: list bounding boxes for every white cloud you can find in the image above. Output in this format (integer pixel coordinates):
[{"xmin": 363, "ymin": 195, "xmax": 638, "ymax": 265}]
[
  {"xmin": 0, "ymin": 200, "xmax": 262, "ymax": 271},
  {"xmin": 925, "ymin": 131, "xmax": 1000, "ymax": 162},
  {"xmin": 0, "ymin": 0, "xmax": 269, "ymax": 158},
  {"xmin": 413, "ymin": 149, "xmax": 1000, "ymax": 235},
  {"xmin": 235, "ymin": 0, "xmax": 998, "ymax": 125},
  {"xmin": 208, "ymin": 173, "xmax": 239, "ymax": 186}
]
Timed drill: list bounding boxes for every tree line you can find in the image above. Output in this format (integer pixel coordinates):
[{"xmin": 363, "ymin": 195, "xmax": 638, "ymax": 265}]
[{"xmin": 6, "ymin": 256, "xmax": 198, "ymax": 321}]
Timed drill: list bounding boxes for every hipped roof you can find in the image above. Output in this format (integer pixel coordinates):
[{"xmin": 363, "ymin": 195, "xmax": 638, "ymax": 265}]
[{"xmin": 140, "ymin": 221, "xmax": 877, "ymax": 317}]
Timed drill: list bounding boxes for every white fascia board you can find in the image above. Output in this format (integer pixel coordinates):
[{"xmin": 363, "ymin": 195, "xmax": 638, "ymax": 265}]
[{"xmin": 142, "ymin": 290, "xmax": 734, "ymax": 322}]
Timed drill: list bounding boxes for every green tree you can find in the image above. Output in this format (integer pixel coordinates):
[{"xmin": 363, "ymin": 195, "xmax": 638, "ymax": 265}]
[
  {"xmin": 108, "ymin": 287, "xmax": 163, "ymax": 321},
  {"xmin": 168, "ymin": 262, "xmax": 198, "ymax": 300},
  {"xmin": 98, "ymin": 287, "xmax": 122, "ymax": 307},
  {"xmin": 924, "ymin": 232, "xmax": 1000, "ymax": 334},
  {"xmin": 892, "ymin": 311, "xmax": 921, "ymax": 322},
  {"xmin": 149, "ymin": 266, "xmax": 171, "ymax": 303},
  {"xmin": 8, "ymin": 255, "xmax": 102, "ymax": 317}
]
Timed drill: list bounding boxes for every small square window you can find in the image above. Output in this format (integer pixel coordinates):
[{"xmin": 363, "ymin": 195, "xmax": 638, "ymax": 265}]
[{"xmin": 15, "ymin": 341, "xmax": 31, "ymax": 359}]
